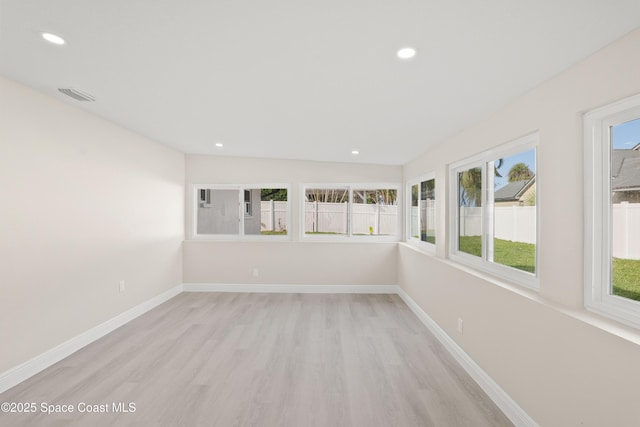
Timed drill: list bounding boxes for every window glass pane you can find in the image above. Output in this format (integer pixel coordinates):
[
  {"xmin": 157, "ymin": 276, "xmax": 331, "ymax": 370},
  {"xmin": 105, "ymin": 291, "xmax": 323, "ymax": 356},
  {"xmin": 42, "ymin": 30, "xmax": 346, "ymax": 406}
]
[
  {"xmin": 199, "ymin": 189, "xmax": 210, "ymax": 205},
  {"xmin": 458, "ymin": 167, "xmax": 482, "ymax": 257},
  {"xmin": 411, "ymin": 184, "xmax": 419, "ymax": 238},
  {"xmin": 197, "ymin": 189, "xmax": 240, "ymax": 235},
  {"xmin": 421, "ymin": 179, "xmax": 435, "ymax": 244},
  {"xmin": 245, "ymin": 188, "xmax": 288, "ymax": 235},
  {"xmin": 491, "ymin": 149, "xmax": 537, "ymax": 273},
  {"xmin": 244, "ymin": 190, "xmax": 252, "ymax": 216},
  {"xmin": 611, "ymin": 118, "xmax": 640, "ymax": 302},
  {"xmin": 352, "ymin": 189, "xmax": 398, "ymax": 236},
  {"xmin": 305, "ymin": 188, "xmax": 349, "ymax": 235}
]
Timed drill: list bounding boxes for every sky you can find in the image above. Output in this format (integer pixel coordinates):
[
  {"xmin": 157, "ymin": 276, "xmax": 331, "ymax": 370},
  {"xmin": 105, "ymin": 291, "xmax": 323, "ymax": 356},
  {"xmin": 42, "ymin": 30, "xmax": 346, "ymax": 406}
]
[
  {"xmin": 494, "ymin": 149, "xmax": 536, "ymax": 189},
  {"xmin": 612, "ymin": 117, "xmax": 640, "ymax": 149},
  {"xmin": 490, "ymin": 117, "xmax": 640, "ymax": 190}
]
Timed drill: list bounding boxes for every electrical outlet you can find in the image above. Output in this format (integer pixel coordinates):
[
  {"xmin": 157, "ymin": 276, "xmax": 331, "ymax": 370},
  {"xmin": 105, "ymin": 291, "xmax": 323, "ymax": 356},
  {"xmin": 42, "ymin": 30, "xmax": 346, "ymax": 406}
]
[
  {"xmin": 457, "ymin": 318, "xmax": 464, "ymax": 334},
  {"xmin": 252, "ymin": 268, "xmax": 259, "ymax": 277},
  {"xmin": 119, "ymin": 280, "xmax": 126, "ymax": 293}
]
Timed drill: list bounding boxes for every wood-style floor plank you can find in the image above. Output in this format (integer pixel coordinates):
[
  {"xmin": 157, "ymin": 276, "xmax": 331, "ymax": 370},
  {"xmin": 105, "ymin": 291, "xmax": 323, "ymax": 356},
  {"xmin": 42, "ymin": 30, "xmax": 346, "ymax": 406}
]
[{"xmin": 0, "ymin": 293, "xmax": 513, "ymax": 426}]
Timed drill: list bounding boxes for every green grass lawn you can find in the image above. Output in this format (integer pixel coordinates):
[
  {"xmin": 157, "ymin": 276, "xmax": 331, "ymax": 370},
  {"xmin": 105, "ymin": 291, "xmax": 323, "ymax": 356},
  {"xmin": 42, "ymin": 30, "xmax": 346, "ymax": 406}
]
[
  {"xmin": 459, "ymin": 236, "xmax": 482, "ymax": 257},
  {"xmin": 613, "ymin": 258, "xmax": 640, "ymax": 302},
  {"xmin": 458, "ymin": 238, "xmax": 640, "ymax": 301},
  {"xmin": 459, "ymin": 236, "xmax": 536, "ymax": 273},
  {"xmin": 260, "ymin": 230, "xmax": 287, "ymax": 235}
]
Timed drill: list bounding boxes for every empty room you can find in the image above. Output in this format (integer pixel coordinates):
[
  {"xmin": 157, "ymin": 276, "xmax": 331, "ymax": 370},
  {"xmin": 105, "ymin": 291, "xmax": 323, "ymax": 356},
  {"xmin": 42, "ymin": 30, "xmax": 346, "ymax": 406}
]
[{"xmin": 2, "ymin": 1, "xmax": 640, "ymax": 426}]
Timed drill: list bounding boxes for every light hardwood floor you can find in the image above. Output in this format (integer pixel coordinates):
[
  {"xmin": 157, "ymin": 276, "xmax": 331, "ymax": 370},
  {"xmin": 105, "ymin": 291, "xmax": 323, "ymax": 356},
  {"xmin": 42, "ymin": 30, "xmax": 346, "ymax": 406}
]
[{"xmin": 0, "ymin": 293, "xmax": 513, "ymax": 426}]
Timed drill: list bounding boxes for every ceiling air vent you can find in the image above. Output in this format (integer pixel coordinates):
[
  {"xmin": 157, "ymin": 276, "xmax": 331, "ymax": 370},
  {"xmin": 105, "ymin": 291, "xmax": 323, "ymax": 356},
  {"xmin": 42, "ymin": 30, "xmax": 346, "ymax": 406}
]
[{"xmin": 58, "ymin": 88, "xmax": 96, "ymax": 102}]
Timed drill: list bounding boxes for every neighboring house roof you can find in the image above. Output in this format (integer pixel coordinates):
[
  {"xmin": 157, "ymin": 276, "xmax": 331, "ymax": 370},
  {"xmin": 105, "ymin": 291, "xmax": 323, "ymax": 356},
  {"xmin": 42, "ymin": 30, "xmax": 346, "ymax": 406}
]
[
  {"xmin": 612, "ymin": 149, "xmax": 640, "ymax": 191},
  {"xmin": 494, "ymin": 176, "xmax": 535, "ymax": 202}
]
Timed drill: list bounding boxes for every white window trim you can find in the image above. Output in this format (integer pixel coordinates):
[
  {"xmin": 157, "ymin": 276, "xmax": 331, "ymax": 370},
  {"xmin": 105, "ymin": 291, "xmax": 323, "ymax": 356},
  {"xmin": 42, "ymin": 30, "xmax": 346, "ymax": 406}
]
[
  {"xmin": 448, "ymin": 133, "xmax": 539, "ymax": 290},
  {"xmin": 584, "ymin": 93, "xmax": 640, "ymax": 329},
  {"xmin": 406, "ymin": 172, "xmax": 436, "ymax": 252},
  {"xmin": 301, "ymin": 183, "xmax": 401, "ymax": 242},
  {"xmin": 190, "ymin": 184, "xmax": 291, "ymax": 241}
]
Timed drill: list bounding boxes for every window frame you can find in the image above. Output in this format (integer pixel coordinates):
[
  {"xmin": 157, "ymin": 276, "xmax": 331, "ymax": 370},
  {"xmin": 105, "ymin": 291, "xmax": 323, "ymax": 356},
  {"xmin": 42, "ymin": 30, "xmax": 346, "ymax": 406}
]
[
  {"xmin": 301, "ymin": 183, "xmax": 401, "ymax": 241},
  {"xmin": 406, "ymin": 172, "xmax": 436, "ymax": 251},
  {"xmin": 584, "ymin": 93, "xmax": 640, "ymax": 328},
  {"xmin": 190, "ymin": 184, "xmax": 291, "ymax": 240},
  {"xmin": 448, "ymin": 133, "xmax": 539, "ymax": 290}
]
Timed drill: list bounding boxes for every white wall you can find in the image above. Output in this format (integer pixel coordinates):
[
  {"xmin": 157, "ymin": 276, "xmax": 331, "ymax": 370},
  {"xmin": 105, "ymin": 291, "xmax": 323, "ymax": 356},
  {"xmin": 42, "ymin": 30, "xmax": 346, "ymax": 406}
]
[
  {"xmin": 401, "ymin": 28, "xmax": 640, "ymax": 426},
  {"xmin": 184, "ymin": 155, "xmax": 401, "ymax": 285},
  {"xmin": 0, "ymin": 76, "xmax": 185, "ymax": 374},
  {"xmin": 184, "ymin": 241, "xmax": 397, "ymax": 285}
]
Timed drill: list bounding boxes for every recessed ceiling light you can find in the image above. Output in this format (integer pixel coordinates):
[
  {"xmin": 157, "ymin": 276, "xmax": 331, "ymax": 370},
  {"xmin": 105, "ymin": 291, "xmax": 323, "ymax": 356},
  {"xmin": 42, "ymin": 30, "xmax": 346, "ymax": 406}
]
[
  {"xmin": 352, "ymin": 150, "xmax": 359, "ymax": 155},
  {"xmin": 215, "ymin": 142, "xmax": 224, "ymax": 148},
  {"xmin": 397, "ymin": 47, "xmax": 416, "ymax": 60},
  {"xmin": 41, "ymin": 32, "xmax": 65, "ymax": 45}
]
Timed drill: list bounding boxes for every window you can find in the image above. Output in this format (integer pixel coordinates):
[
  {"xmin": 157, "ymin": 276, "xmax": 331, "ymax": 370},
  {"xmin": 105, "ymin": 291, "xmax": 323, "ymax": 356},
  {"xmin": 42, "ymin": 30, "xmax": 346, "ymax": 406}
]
[
  {"xmin": 193, "ymin": 185, "xmax": 289, "ymax": 238},
  {"xmin": 449, "ymin": 134, "xmax": 538, "ymax": 288},
  {"xmin": 408, "ymin": 174, "xmax": 436, "ymax": 246},
  {"xmin": 585, "ymin": 94, "xmax": 640, "ymax": 328},
  {"xmin": 458, "ymin": 166, "xmax": 482, "ymax": 257},
  {"xmin": 304, "ymin": 187, "xmax": 349, "ymax": 235},
  {"xmin": 244, "ymin": 190, "xmax": 252, "ymax": 217},
  {"xmin": 304, "ymin": 185, "xmax": 399, "ymax": 238},
  {"xmin": 352, "ymin": 189, "xmax": 398, "ymax": 236}
]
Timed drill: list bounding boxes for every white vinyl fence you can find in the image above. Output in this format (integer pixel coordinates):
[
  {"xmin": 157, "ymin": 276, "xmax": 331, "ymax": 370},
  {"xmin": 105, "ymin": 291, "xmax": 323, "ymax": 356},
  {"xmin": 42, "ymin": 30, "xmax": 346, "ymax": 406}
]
[
  {"xmin": 260, "ymin": 201, "xmax": 288, "ymax": 232},
  {"xmin": 459, "ymin": 202, "xmax": 640, "ymax": 260},
  {"xmin": 350, "ymin": 203, "xmax": 398, "ymax": 235},
  {"xmin": 459, "ymin": 206, "xmax": 536, "ymax": 244},
  {"xmin": 304, "ymin": 202, "xmax": 398, "ymax": 235},
  {"xmin": 459, "ymin": 206, "xmax": 484, "ymax": 238},
  {"xmin": 494, "ymin": 206, "xmax": 537, "ymax": 244},
  {"xmin": 260, "ymin": 201, "xmax": 398, "ymax": 235},
  {"xmin": 410, "ymin": 199, "xmax": 436, "ymax": 237},
  {"xmin": 612, "ymin": 202, "xmax": 640, "ymax": 260},
  {"xmin": 263, "ymin": 201, "xmax": 640, "ymax": 259},
  {"xmin": 305, "ymin": 202, "xmax": 349, "ymax": 234}
]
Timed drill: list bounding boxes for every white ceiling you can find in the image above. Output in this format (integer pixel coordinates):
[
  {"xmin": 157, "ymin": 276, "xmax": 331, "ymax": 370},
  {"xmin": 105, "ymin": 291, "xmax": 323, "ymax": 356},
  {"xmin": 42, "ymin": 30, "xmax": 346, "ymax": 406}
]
[{"xmin": 2, "ymin": 1, "xmax": 640, "ymax": 165}]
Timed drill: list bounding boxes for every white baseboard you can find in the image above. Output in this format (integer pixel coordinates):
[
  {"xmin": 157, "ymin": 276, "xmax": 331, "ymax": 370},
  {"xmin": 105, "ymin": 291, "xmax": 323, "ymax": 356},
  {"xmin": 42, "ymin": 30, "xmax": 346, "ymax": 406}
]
[
  {"xmin": 182, "ymin": 283, "xmax": 398, "ymax": 294},
  {"xmin": 0, "ymin": 284, "xmax": 183, "ymax": 394},
  {"xmin": 396, "ymin": 288, "xmax": 537, "ymax": 427}
]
